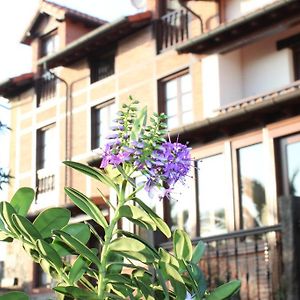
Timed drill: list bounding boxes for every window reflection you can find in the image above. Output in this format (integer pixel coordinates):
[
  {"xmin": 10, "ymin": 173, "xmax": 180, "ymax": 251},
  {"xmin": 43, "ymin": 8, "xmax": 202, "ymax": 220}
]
[
  {"xmin": 197, "ymin": 154, "xmax": 227, "ymax": 237},
  {"xmin": 286, "ymin": 141, "xmax": 300, "ymax": 197},
  {"xmin": 238, "ymin": 143, "xmax": 267, "ymax": 229}
]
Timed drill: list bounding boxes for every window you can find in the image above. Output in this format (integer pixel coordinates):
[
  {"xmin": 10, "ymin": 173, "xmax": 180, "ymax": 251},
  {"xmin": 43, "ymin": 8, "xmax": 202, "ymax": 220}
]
[
  {"xmin": 158, "ymin": 70, "xmax": 193, "ymax": 130},
  {"xmin": 36, "ymin": 125, "xmax": 56, "ymax": 194},
  {"xmin": 36, "ymin": 72, "xmax": 57, "ymax": 106},
  {"xmin": 89, "ymin": 51, "xmax": 115, "ymax": 84},
  {"xmin": 33, "ymin": 263, "xmax": 51, "ymax": 288},
  {"xmin": 197, "ymin": 154, "xmax": 228, "ymax": 237},
  {"xmin": 237, "ymin": 143, "xmax": 267, "ymax": 229},
  {"xmin": 293, "ymin": 45, "xmax": 300, "ymax": 81},
  {"xmin": 40, "ymin": 31, "xmax": 59, "ymax": 57},
  {"xmin": 91, "ymin": 100, "xmax": 116, "ymax": 150}
]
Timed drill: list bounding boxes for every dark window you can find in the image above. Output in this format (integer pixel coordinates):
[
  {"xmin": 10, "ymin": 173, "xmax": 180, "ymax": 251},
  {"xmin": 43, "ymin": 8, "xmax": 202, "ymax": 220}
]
[
  {"xmin": 89, "ymin": 52, "xmax": 115, "ymax": 84},
  {"xmin": 91, "ymin": 100, "xmax": 116, "ymax": 150},
  {"xmin": 33, "ymin": 263, "xmax": 51, "ymax": 288},
  {"xmin": 197, "ymin": 154, "xmax": 228, "ymax": 237},
  {"xmin": 158, "ymin": 70, "xmax": 193, "ymax": 130},
  {"xmin": 237, "ymin": 143, "xmax": 267, "ymax": 229},
  {"xmin": 293, "ymin": 45, "xmax": 300, "ymax": 81},
  {"xmin": 35, "ymin": 72, "xmax": 57, "ymax": 106},
  {"xmin": 40, "ymin": 31, "xmax": 59, "ymax": 57}
]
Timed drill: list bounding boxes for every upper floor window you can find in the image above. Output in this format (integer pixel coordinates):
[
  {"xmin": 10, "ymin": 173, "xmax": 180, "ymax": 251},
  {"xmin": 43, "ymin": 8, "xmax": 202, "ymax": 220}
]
[
  {"xmin": 40, "ymin": 31, "xmax": 59, "ymax": 57},
  {"xmin": 91, "ymin": 100, "xmax": 116, "ymax": 150},
  {"xmin": 293, "ymin": 44, "xmax": 300, "ymax": 81},
  {"xmin": 89, "ymin": 51, "xmax": 115, "ymax": 84},
  {"xmin": 158, "ymin": 70, "xmax": 193, "ymax": 130},
  {"xmin": 36, "ymin": 72, "xmax": 57, "ymax": 106}
]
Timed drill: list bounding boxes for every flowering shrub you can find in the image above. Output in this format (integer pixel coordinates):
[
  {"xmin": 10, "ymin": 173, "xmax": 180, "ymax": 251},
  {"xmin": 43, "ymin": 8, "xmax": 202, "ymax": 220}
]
[{"xmin": 0, "ymin": 98, "xmax": 240, "ymax": 300}]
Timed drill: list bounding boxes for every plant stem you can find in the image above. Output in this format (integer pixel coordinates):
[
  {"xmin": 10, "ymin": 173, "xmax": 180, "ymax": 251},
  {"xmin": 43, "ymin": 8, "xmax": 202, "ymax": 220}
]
[{"xmin": 97, "ymin": 180, "xmax": 127, "ymax": 299}]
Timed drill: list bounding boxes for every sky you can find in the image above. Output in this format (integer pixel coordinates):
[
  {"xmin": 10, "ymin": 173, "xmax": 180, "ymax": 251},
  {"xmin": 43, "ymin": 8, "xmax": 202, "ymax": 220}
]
[
  {"xmin": 0, "ymin": 0, "xmax": 139, "ymax": 199},
  {"xmin": 0, "ymin": 0, "xmax": 138, "ymax": 81}
]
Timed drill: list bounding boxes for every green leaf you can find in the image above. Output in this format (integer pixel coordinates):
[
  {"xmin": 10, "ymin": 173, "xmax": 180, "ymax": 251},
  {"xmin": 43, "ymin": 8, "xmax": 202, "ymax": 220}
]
[
  {"xmin": 10, "ymin": 187, "xmax": 35, "ymax": 216},
  {"xmin": 33, "ymin": 207, "xmax": 71, "ymax": 238},
  {"xmin": 191, "ymin": 240, "xmax": 206, "ymax": 264},
  {"xmin": 134, "ymin": 198, "xmax": 171, "ymax": 238},
  {"xmin": 158, "ymin": 248, "xmax": 179, "ymax": 269},
  {"xmin": 12, "ymin": 214, "xmax": 42, "ymax": 243},
  {"xmin": 206, "ymin": 280, "xmax": 241, "ymax": 300},
  {"xmin": 63, "ymin": 161, "xmax": 118, "ymax": 190},
  {"xmin": 69, "ymin": 255, "xmax": 88, "ymax": 284},
  {"xmin": 52, "ymin": 223, "xmax": 91, "ymax": 256},
  {"xmin": 109, "ymin": 237, "xmax": 156, "ymax": 264},
  {"xmin": 184, "ymin": 262, "xmax": 207, "ymax": 298},
  {"xmin": 118, "ymin": 205, "xmax": 156, "ymax": 231},
  {"xmin": 53, "ymin": 230, "xmax": 100, "ymax": 268},
  {"xmin": 106, "ymin": 252, "xmax": 124, "ymax": 274},
  {"xmin": 130, "ymin": 106, "xmax": 147, "ymax": 141},
  {"xmin": 0, "ymin": 291, "xmax": 29, "ymax": 300},
  {"xmin": 64, "ymin": 187, "xmax": 108, "ymax": 229},
  {"xmin": 54, "ymin": 286, "xmax": 99, "ymax": 300},
  {"xmin": 0, "ymin": 202, "xmax": 19, "ymax": 236},
  {"xmin": 0, "ymin": 214, "xmax": 13, "ymax": 242},
  {"xmin": 160, "ymin": 261, "xmax": 186, "ymax": 300},
  {"xmin": 36, "ymin": 239, "xmax": 63, "ymax": 269},
  {"xmin": 173, "ymin": 229, "xmax": 192, "ymax": 261}
]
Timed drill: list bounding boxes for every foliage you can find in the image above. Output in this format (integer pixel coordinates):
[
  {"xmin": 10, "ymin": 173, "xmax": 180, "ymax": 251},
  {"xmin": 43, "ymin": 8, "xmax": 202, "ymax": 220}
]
[{"xmin": 0, "ymin": 99, "xmax": 240, "ymax": 299}]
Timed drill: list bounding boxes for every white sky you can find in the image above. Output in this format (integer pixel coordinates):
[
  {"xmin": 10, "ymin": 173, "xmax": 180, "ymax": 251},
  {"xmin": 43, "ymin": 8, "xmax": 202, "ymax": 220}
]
[{"xmin": 0, "ymin": 0, "xmax": 138, "ymax": 81}]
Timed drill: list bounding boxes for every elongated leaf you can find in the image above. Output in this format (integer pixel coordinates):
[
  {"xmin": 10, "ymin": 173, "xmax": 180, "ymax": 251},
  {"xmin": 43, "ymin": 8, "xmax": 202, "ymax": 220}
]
[
  {"xmin": 69, "ymin": 255, "xmax": 88, "ymax": 284},
  {"xmin": 185, "ymin": 262, "xmax": 207, "ymax": 298},
  {"xmin": 52, "ymin": 223, "xmax": 91, "ymax": 256},
  {"xmin": 191, "ymin": 240, "xmax": 206, "ymax": 264},
  {"xmin": 118, "ymin": 205, "xmax": 156, "ymax": 230},
  {"xmin": 0, "ymin": 291, "xmax": 29, "ymax": 300},
  {"xmin": 206, "ymin": 280, "xmax": 241, "ymax": 300},
  {"xmin": 173, "ymin": 229, "xmax": 192, "ymax": 261},
  {"xmin": 130, "ymin": 106, "xmax": 147, "ymax": 141},
  {"xmin": 158, "ymin": 248, "xmax": 179, "ymax": 269},
  {"xmin": 10, "ymin": 187, "xmax": 35, "ymax": 216},
  {"xmin": 65, "ymin": 187, "xmax": 108, "ymax": 229},
  {"xmin": 160, "ymin": 261, "xmax": 186, "ymax": 300},
  {"xmin": 36, "ymin": 239, "xmax": 63, "ymax": 269},
  {"xmin": 63, "ymin": 161, "xmax": 118, "ymax": 190},
  {"xmin": 109, "ymin": 237, "xmax": 155, "ymax": 264},
  {"xmin": 0, "ymin": 215, "xmax": 12, "ymax": 242},
  {"xmin": 134, "ymin": 198, "xmax": 171, "ymax": 238},
  {"xmin": 53, "ymin": 230, "xmax": 100, "ymax": 268},
  {"xmin": 54, "ymin": 286, "xmax": 99, "ymax": 300},
  {"xmin": 0, "ymin": 202, "xmax": 19, "ymax": 236},
  {"xmin": 33, "ymin": 207, "xmax": 71, "ymax": 238},
  {"xmin": 12, "ymin": 214, "xmax": 42, "ymax": 243}
]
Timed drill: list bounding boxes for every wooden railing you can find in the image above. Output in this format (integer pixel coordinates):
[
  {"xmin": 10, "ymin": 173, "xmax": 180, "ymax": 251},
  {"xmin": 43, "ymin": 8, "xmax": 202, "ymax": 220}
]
[
  {"xmin": 161, "ymin": 225, "xmax": 282, "ymax": 299},
  {"xmin": 35, "ymin": 72, "xmax": 57, "ymax": 106},
  {"xmin": 156, "ymin": 9, "xmax": 190, "ymax": 53},
  {"xmin": 36, "ymin": 169, "xmax": 55, "ymax": 194}
]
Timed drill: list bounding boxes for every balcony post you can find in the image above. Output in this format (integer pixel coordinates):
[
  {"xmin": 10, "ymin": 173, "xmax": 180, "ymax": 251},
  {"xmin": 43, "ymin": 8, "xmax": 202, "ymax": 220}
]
[{"xmin": 279, "ymin": 195, "xmax": 300, "ymax": 300}]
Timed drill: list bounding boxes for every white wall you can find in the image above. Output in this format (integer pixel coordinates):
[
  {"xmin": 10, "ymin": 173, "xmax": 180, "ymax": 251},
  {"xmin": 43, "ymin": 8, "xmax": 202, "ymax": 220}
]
[
  {"xmin": 226, "ymin": 0, "xmax": 278, "ymax": 21},
  {"xmin": 201, "ymin": 32, "xmax": 294, "ymax": 117}
]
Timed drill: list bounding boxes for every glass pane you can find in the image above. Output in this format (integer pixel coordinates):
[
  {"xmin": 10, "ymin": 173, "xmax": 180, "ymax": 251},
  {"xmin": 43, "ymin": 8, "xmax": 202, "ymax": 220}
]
[
  {"xmin": 197, "ymin": 154, "xmax": 227, "ymax": 237},
  {"xmin": 44, "ymin": 126, "xmax": 56, "ymax": 169},
  {"xmin": 182, "ymin": 111, "xmax": 193, "ymax": 125},
  {"xmin": 286, "ymin": 141, "xmax": 300, "ymax": 196},
  {"xmin": 181, "ymin": 93, "xmax": 193, "ymax": 111},
  {"xmin": 180, "ymin": 74, "xmax": 192, "ymax": 94},
  {"xmin": 169, "ymin": 170, "xmax": 196, "ymax": 237},
  {"xmin": 167, "ymin": 116, "xmax": 178, "ymax": 130},
  {"xmin": 238, "ymin": 143, "xmax": 267, "ymax": 229},
  {"xmin": 166, "ymin": 98, "xmax": 177, "ymax": 116},
  {"xmin": 166, "ymin": 79, "xmax": 177, "ymax": 99}
]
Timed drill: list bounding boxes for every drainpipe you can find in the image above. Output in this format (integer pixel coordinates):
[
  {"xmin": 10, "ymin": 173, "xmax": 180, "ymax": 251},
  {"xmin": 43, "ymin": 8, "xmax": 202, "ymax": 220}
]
[
  {"xmin": 43, "ymin": 65, "xmax": 70, "ymax": 204},
  {"xmin": 178, "ymin": 0, "xmax": 204, "ymax": 33}
]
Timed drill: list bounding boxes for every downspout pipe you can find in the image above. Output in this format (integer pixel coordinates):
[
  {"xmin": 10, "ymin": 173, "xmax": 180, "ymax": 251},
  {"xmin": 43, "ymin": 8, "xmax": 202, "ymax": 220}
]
[
  {"xmin": 43, "ymin": 65, "xmax": 70, "ymax": 204},
  {"xmin": 178, "ymin": 0, "xmax": 204, "ymax": 33}
]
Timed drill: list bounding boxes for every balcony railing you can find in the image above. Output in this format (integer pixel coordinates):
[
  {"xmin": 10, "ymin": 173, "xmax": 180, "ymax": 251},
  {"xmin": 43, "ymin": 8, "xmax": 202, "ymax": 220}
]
[
  {"xmin": 161, "ymin": 224, "xmax": 282, "ymax": 299},
  {"xmin": 36, "ymin": 169, "xmax": 55, "ymax": 194},
  {"xmin": 156, "ymin": 9, "xmax": 190, "ymax": 53},
  {"xmin": 35, "ymin": 72, "xmax": 57, "ymax": 106}
]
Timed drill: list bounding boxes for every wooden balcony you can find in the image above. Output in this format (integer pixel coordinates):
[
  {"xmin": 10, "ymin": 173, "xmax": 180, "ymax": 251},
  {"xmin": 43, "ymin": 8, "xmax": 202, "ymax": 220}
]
[{"xmin": 35, "ymin": 72, "xmax": 57, "ymax": 106}]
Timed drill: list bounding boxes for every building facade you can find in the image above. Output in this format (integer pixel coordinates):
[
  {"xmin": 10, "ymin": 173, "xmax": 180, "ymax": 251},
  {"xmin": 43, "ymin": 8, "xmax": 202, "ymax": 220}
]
[{"xmin": 0, "ymin": 0, "xmax": 300, "ymax": 299}]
